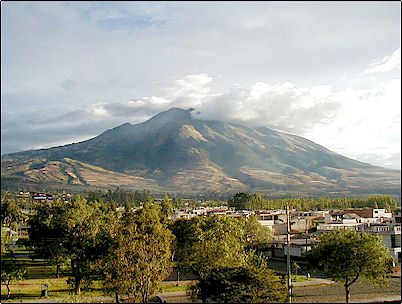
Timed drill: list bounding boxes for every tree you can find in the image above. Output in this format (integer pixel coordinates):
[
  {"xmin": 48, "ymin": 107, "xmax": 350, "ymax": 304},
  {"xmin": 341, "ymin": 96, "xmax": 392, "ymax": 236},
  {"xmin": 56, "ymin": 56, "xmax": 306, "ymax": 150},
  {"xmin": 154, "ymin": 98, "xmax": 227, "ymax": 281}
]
[
  {"xmin": 172, "ymin": 214, "xmax": 274, "ymax": 280},
  {"xmin": 1, "ymin": 227, "xmax": 26, "ymax": 299},
  {"xmin": 28, "ymin": 200, "xmax": 67, "ymax": 278},
  {"xmin": 171, "ymin": 216, "xmax": 247, "ymax": 277},
  {"xmin": 1, "ymin": 197, "xmax": 23, "ymax": 226},
  {"xmin": 190, "ymin": 252, "xmax": 287, "ymax": 303},
  {"xmin": 1, "ymin": 260, "xmax": 26, "ymax": 299},
  {"xmin": 228, "ymin": 192, "xmax": 266, "ymax": 210},
  {"xmin": 160, "ymin": 193, "xmax": 174, "ymax": 223},
  {"xmin": 228, "ymin": 192, "xmax": 252, "ymax": 210},
  {"xmin": 309, "ymin": 230, "xmax": 394, "ymax": 303},
  {"xmin": 101, "ymin": 200, "xmax": 175, "ymax": 303},
  {"xmin": 28, "ymin": 196, "xmax": 109, "ymax": 294},
  {"xmin": 60, "ymin": 197, "xmax": 110, "ymax": 295},
  {"xmin": 1, "ymin": 227, "xmax": 13, "ymax": 256},
  {"xmin": 244, "ymin": 215, "xmax": 272, "ymax": 251}
]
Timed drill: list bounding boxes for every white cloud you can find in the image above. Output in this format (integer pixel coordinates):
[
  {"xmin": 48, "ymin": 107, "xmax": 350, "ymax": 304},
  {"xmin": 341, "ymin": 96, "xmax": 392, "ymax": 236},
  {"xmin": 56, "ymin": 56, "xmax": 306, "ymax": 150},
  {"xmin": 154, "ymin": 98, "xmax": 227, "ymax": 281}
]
[
  {"xmin": 194, "ymin": 81, "xmax": 340, "ymax": 134},
  {"xmin": 162, "ymin": 74, "xmax": 216, "ymax": 108},
  {"xmin": 89, "ymin": 105, "xmax": 109, "ymax": 117},
  {"xmin": 305, "ymin": 78, "xmax": 400, "ymax": 169},
  {"xmin": 362, "ymin": 48, "xmax": 401, "ymax": 75}
]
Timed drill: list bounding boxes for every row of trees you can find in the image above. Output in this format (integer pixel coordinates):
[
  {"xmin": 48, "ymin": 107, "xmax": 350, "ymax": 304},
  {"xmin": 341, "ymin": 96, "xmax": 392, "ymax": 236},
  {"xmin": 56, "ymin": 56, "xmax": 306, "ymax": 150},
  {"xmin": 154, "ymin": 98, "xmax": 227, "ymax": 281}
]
[
  {"xmin": 229, "ymin": 192, "xmax": 399, "ymax": 212},
  {"xmin": 83, "ymin": 189, "xmax": 150, "ymax": 208}
]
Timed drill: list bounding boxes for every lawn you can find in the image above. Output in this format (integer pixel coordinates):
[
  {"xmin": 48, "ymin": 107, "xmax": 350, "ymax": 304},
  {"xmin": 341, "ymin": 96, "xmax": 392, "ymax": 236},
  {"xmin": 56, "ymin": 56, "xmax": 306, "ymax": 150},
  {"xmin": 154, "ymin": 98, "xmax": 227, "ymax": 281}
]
[{"xmin": 291, "ymin": 274, "xmax": 312, "ymax": 282}]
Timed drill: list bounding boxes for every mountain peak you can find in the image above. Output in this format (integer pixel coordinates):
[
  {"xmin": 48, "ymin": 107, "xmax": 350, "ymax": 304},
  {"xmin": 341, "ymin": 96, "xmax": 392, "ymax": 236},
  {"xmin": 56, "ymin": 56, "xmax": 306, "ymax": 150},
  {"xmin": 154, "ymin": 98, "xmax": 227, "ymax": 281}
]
[
  {"xmin": 2, "ymin": 107, "xmax": 400, "ymax": 195},
  {"xmin": 145, "ymin": 107, "xmax": 195, "ymax": 126},
  {"xmin": 159, "ymin": 107, "xmax": 195, "ymax": 116}
]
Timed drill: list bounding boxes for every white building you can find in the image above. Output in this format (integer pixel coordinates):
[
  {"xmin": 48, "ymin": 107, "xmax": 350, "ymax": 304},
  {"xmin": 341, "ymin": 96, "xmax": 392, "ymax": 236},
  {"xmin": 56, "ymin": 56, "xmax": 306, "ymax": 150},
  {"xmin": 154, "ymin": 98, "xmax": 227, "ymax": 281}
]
[{"xmin": 364, "ymin": 223, "xmax": 401, "ymax": 261}]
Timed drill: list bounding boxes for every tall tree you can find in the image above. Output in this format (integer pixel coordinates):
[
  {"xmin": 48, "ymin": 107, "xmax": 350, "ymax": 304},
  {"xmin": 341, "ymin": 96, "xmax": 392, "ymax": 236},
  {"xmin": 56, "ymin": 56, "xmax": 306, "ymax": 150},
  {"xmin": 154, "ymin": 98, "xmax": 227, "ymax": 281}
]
[
  {"xmin": 160, "ymin": 193, "xmax": 174, "ymax": 223},
  {"xmin": 61, "ymin": 197, "xmax": 109, "ymax": 295},
  {"xmin": 28, "ymin": 200, "xmax": 67, "ymax": 278},
  {"xmin": 101, "ymin": 200, "xmax": 175, "ymax": 303},
  {"xmin": 309, "ymin": 230, "xmax": 394, "ymax": 303}
]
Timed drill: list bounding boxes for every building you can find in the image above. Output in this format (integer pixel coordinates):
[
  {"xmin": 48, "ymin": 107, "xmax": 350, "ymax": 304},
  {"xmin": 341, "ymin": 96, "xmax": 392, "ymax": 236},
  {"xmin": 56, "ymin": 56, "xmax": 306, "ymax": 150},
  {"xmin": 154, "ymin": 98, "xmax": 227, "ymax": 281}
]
[{"xmin": 364, "ymin": 223, "xmax": 401, "ymax": 261}]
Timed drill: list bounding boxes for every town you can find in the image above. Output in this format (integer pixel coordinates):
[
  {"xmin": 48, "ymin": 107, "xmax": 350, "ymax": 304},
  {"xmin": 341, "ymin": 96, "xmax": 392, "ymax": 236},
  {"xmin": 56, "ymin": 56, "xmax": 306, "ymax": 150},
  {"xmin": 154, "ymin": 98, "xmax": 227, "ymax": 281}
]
[{"xmin": 172, "ymin": 204, "xmax": 401, "ymax": 263}]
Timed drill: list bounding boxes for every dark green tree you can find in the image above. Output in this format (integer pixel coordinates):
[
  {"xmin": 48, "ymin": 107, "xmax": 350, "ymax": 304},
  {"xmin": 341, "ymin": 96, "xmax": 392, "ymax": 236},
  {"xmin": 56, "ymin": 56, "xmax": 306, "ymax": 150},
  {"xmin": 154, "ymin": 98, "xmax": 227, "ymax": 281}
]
[
  {"xmin": 28, "ymin": 200, "xmax": 67, "ymax": 277},
  {"xmin": 190, "ymin": 252, "xmax": 287, "ymax": 303}
]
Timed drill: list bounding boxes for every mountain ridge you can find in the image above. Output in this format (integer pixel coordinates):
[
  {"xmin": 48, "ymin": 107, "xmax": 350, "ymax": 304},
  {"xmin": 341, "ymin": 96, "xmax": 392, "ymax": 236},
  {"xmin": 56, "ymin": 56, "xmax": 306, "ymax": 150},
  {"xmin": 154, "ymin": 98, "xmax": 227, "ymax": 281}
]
[{"xmin": 2, "ymin": 108, "xmax": 400, "ymax": 195}]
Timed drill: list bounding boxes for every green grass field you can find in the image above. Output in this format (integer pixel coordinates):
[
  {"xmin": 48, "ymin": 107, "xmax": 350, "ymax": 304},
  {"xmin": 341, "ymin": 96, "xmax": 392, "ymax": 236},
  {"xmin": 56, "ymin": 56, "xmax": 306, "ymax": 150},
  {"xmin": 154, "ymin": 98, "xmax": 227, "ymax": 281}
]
[{"xmin": 291, "ymin": 274, "xmax": 312, "ymax": 282}]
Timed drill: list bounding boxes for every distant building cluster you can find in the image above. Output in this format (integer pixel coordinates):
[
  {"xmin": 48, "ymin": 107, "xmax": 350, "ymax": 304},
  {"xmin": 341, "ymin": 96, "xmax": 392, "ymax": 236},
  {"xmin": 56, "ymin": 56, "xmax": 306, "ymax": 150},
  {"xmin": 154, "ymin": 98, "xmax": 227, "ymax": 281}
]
[
  {"xmin": 171, "ymin": 206, "xmax": 401, "ymax": 262},
  {"xmin": 17, "ymin": 191, "xmax": 72, "ymax": 201}
]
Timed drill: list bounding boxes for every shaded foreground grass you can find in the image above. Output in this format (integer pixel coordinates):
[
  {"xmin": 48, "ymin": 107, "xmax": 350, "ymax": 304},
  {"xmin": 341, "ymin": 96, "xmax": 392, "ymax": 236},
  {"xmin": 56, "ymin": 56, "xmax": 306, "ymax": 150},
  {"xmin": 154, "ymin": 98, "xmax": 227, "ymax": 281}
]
[
  {"xmin": 1, "ymin": 277, "xmax": 191, "ymax": 302},
  {"xmin": 1, "ymin": 266, "xmax": 192, "ymax": 302}
]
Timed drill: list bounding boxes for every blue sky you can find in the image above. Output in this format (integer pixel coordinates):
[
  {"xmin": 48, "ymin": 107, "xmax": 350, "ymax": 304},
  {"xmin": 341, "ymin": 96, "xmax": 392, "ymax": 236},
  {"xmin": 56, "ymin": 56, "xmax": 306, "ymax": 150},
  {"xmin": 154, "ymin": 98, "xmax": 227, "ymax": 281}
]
[{"xmin": 1, "ymin": 1, "xmax": 401, "ymax": 169}]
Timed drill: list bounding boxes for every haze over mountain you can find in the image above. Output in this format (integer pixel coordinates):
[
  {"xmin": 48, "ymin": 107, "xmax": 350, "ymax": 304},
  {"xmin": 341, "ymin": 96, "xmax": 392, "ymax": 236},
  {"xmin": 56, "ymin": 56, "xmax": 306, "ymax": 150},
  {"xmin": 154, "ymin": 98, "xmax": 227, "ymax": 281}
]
[{"xmin": 1, "ymin": 108, "xmax": 400, "ymax": 195}]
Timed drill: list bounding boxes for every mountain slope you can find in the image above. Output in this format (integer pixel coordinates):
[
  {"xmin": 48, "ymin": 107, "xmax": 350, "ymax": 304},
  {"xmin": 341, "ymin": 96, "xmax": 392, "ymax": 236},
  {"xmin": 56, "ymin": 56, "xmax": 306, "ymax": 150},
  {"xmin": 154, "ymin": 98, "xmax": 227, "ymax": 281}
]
[{"xmin": 2, "ymin": 108, "xmax": 400, "ymax": 195}]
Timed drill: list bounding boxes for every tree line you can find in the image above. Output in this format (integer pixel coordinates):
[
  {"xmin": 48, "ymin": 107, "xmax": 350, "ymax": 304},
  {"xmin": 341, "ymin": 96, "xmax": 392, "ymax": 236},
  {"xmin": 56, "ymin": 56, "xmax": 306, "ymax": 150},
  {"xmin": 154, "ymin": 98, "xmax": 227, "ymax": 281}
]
[{"xmin": 228, "ymin": 192, "xmax": 399, "ymax": 212}]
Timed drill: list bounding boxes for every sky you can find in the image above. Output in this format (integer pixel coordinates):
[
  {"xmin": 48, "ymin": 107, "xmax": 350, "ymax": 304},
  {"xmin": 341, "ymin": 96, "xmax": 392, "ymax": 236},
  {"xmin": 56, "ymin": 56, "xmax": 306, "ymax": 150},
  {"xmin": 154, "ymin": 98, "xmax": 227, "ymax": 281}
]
[{"xmin": 1, "ymin": 1, "xmax": 401, "ymax": 170}]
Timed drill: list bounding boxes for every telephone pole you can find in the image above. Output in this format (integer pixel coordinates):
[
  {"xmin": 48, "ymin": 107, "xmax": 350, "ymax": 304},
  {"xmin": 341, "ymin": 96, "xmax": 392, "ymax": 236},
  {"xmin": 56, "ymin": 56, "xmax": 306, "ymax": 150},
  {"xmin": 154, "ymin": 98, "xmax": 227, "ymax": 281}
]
[{"xmin": 286, "ymin": 204, "xmax": 292, "ymax": 303}]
